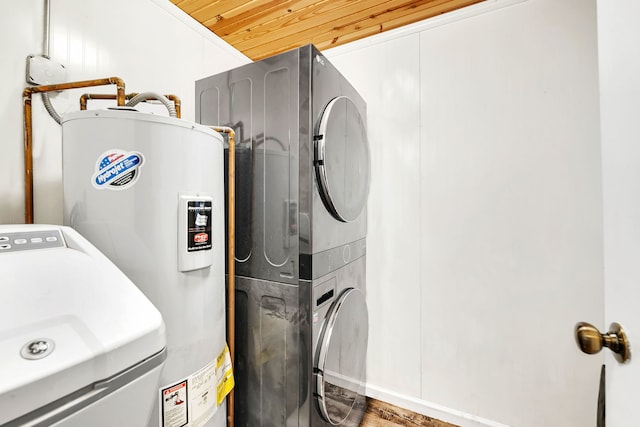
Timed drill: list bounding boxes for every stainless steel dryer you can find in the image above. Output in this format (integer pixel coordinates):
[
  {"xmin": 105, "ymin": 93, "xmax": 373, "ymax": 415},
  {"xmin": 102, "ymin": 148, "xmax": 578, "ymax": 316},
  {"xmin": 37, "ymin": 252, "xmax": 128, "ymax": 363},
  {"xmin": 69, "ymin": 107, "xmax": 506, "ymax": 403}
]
[{"xmin": 196, "ymin": 44, "xmax": 370, "ymax": 427}]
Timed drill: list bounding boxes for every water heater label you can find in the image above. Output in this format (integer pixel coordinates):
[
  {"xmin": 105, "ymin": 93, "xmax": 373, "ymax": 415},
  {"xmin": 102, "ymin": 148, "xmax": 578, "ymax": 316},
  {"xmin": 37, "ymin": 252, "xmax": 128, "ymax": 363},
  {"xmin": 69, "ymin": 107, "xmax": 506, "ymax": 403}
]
[
  {"xmin": 160, "ymin": 381, "xmax": 188, "ymax": 427},
  {"xmin": 187, "ymin": 201, "xmax": 212, "ymax": 252},
  {"xmin": 92, "ymin": 149, "xmax": 144, "ymax": 190},
  {"xmin": 158, "ymin": 345, "xmax": 234, "ymax": 427}
]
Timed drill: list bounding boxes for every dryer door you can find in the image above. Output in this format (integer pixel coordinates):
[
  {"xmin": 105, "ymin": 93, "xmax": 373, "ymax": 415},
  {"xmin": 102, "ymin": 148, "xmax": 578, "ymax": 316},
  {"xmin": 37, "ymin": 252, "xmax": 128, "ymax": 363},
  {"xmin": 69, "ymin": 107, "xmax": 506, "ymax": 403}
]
[
  {"xmin": 314, "ymin": 96, "xmax": 370, "ymax": 223},
  {"xmin": 316, "ymin": 288, "xmax": 369, "ymax": 425}
]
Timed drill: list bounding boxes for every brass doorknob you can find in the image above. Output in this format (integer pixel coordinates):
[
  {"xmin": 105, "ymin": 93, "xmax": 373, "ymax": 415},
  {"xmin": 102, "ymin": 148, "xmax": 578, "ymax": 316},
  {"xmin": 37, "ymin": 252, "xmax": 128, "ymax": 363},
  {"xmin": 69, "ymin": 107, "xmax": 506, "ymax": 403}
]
[{"xmin": 575, "ymin": 322, "xmax": 631, "ymax": 363}]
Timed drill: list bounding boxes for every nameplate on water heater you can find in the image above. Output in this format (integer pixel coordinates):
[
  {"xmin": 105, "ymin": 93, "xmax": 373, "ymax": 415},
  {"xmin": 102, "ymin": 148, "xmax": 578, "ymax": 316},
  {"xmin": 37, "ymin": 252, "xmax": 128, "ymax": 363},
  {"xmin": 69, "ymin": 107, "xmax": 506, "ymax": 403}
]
[{"xmin": 178, "ymin": 194, "xmax": 213, "ymax": 272}]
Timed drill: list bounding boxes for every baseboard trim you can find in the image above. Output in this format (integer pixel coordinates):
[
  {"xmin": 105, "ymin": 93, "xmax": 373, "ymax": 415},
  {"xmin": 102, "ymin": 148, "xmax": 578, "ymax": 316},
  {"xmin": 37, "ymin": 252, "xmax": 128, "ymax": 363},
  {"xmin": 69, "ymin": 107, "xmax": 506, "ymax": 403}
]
[{"xmin": 365, "ymin": 384, "xmax": 512, "ymax": 427}]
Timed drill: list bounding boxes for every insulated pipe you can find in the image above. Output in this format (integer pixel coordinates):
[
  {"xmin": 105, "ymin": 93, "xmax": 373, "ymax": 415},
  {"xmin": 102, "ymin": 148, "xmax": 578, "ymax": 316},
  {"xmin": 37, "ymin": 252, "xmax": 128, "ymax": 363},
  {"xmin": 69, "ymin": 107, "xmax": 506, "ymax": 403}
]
[
  {"xmin": 79, "ymin": 93, "xmax": 182, "ymax": 119},
  {"xmin": 41, "ymin": 92, "xmax": 62, "ymax": 124},
  {"xmin": 209, "ymin": 125, "xmax": 235, "ymax": 427},
  {"xmin": 166, "ymin": 94, "xmax": 182, "ymax": 119},
  {"xmin": 23, "ymin": 77, "xmax": 126, "ymax": 224},
  {"xmin": 126, "ymin": 92, "xmax": 177, "ymax": 118}
]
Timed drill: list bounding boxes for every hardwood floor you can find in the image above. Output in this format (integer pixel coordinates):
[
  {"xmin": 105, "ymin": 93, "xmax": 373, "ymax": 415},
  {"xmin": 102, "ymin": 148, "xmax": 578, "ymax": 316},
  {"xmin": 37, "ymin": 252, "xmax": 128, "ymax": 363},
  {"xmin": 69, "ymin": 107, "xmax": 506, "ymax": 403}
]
[{"xmin": 360, "ymin": 398, "xmax": 459, "ymax": 427}]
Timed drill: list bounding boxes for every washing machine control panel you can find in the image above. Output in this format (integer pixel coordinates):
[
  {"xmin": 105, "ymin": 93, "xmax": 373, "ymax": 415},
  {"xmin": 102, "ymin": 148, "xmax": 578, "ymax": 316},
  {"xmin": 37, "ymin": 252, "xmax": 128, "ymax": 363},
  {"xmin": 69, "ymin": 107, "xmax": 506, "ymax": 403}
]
[{"xmin": 0, "ymin": 230, "xmax": 64, "ymax": 253}]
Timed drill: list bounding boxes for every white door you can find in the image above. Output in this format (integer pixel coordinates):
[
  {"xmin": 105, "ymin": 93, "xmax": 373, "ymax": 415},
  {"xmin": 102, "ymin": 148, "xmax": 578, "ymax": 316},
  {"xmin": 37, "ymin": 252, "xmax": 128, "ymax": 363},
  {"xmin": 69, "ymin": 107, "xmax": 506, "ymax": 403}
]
[{"xmin": 595, "ymin": 1, "xmax": 640, "ymax": 425}]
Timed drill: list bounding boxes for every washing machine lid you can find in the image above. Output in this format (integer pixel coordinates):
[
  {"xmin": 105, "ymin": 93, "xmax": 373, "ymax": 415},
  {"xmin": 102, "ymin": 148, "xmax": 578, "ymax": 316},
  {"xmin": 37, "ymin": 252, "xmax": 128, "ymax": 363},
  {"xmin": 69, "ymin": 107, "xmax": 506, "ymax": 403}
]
[
  {"xmin": 314, "ymin": 96, "xmax": 370, "ymax": 223},
  {"xmin": 0, "ymin": 224, "xmax": 165, "ymax": 425},
  {"xmin": 315, "ymin": 288, "xmax": 368, "ymax": 425}
]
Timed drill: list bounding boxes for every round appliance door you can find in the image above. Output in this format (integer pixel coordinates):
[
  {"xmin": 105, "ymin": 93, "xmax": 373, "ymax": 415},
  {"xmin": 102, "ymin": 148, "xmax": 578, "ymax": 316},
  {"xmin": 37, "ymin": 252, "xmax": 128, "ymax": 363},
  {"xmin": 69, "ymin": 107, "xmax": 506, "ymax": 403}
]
[
  {"xmin": 315, "ymin": 96, "xmax": 370, "ymax": 223},
  {"xmin": 316, "ymin": 288, "xmax": 369, "ymax": 425}
]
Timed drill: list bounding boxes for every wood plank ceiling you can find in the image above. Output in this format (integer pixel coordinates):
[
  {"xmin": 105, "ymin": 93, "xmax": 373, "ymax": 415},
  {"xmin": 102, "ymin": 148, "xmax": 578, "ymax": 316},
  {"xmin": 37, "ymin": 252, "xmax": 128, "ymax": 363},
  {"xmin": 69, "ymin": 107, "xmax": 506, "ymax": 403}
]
[{"xmin": 171, "ymin": 0, "xmax": 484, "ymax": 60}]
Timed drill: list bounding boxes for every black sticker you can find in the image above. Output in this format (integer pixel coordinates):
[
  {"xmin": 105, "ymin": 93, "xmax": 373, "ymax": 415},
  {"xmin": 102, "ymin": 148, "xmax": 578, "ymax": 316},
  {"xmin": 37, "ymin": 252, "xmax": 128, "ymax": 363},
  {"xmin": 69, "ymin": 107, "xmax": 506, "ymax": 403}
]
[{"xmin": 187, "ymin": 201, "xmax": 212, "ymax": 252}]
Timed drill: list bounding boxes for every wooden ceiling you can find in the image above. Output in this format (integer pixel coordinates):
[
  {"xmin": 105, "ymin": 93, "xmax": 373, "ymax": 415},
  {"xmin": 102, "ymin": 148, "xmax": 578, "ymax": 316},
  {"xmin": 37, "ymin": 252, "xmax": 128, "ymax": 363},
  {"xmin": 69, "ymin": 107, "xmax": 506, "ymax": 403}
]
[{"xmin": 171, "ymin": 0, "xmax": 484, "ymax": 60}]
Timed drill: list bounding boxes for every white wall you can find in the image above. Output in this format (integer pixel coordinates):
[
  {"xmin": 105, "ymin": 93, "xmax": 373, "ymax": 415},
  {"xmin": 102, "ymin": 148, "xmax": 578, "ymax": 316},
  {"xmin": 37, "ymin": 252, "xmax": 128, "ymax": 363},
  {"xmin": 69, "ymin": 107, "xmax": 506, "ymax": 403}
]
[
  {"xmin": 0, "ymin": 0, "xmax": 249, "ymax": 224},
  {"xmin": 326, "ymin": 0, "xmax": 604, "ymax": 426}
]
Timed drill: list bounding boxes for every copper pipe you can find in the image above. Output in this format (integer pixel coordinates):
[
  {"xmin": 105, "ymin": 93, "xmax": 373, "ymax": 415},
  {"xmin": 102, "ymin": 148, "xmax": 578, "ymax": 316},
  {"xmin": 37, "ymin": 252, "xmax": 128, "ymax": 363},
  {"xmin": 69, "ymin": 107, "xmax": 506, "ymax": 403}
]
[
  {"xmin": 79, "ymin": 93, "xmax": 88, "ymax": 110},
  {"xmin": 78, "ymin": 92, "xmax": 181, "ymax": 119},
  {"xmin": 28, "ymin": 77, "xmax": 126, "ymax": 105},
  {"xmin": 23, "ymin": 94, "xmax": 34, "ymax": 224},
  {"xmin": 210, "ymin": 125, "xmax": 235, "ymax": 427},
  {"xmin": 23, "ymin": 77, "xmax": 125, "ymax": 224},
  {"xmin": 79, "ymin": 93, "xmax": 133, "ymax": 110}
]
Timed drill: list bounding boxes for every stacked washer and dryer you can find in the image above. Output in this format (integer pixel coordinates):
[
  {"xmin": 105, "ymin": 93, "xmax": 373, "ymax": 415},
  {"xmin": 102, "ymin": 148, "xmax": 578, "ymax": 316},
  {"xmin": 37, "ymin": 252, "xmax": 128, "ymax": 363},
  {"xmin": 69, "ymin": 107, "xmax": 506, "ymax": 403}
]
[{"xmin": 196, "ymin": 44, "xmax": 371, "ymax": 427}]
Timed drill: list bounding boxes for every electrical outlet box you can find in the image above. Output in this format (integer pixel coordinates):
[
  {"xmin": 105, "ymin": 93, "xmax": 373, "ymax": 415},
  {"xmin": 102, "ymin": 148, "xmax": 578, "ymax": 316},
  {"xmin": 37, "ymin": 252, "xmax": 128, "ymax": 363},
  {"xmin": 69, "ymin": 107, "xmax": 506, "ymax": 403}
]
[{"xmin": 26, "ymin": 55, "xmax": 66, "ymax": 85}]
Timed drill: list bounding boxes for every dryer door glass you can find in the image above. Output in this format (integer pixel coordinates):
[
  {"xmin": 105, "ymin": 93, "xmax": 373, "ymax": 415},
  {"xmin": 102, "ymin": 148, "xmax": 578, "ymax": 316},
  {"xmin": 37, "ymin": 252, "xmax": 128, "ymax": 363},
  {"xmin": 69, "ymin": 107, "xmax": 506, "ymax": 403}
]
[
  {"xmin": 315, "ymin": 96, "xmax": 370, "ymax": 223},
  {"xmin": 316, "ymin": 288, "xmax": 369, "ymax": 425}
]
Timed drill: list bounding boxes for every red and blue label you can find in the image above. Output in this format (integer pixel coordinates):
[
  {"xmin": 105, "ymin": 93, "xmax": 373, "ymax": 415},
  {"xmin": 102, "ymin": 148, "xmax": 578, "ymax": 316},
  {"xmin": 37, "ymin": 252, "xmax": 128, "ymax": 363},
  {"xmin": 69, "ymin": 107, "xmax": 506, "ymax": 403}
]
[{"xmin": 92, "ymin": 149, "xmax": 144, "ymax": 190}]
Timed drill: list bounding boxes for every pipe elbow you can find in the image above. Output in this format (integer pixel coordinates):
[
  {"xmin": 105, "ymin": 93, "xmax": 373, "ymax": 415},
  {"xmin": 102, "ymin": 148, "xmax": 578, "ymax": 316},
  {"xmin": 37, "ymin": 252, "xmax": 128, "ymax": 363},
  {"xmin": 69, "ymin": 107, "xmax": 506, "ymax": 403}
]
[
  {"xmin": 109, "ymin": 77, "xmax": 126, "ymax": 105},
  {"xmin": 109, "ymin": 76, "xmax": 125, "ymax": 88},
  {"xmin": 210, "ymin": 126, "xmax": 235, "ymax": 136},
  {"xmin": 79, "ymin": 93, "xmax": 90, "ymax": 110}
]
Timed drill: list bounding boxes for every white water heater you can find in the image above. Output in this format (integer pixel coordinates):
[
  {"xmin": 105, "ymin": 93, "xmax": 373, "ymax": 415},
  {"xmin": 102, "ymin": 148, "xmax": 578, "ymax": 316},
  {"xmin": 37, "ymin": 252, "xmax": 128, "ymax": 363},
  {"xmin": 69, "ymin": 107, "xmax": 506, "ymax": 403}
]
[{"xmin": 61, "ymin": 109, "xmax": 227, "ymax": 427}]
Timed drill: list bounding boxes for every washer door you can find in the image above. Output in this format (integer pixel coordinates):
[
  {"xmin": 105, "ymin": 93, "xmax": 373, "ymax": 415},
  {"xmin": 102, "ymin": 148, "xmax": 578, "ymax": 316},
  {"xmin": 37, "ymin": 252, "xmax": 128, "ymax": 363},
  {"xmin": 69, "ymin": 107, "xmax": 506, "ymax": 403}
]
[
  {"xmin": 314, "ymin": 96, "xmax": 370, "ymax": 223},
  {"xmin": 316, "ymin": 288, "xmax": 369, "ymax": 425}
]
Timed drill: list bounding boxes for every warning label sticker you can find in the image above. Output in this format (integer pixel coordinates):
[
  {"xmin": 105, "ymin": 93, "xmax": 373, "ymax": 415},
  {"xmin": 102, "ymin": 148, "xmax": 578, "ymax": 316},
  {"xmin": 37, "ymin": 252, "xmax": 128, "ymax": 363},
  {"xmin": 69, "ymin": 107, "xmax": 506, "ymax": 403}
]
[
  {"xmin": 216, "ymin": 344, "xmax": 235, "ymax": 406},
  {"xmin": 159, "ymin": 345, "xmax": 235, "ymax": 427},
  {"xmin": 161, "ymin": 381, "xmax": 188, "ymax": 427}
]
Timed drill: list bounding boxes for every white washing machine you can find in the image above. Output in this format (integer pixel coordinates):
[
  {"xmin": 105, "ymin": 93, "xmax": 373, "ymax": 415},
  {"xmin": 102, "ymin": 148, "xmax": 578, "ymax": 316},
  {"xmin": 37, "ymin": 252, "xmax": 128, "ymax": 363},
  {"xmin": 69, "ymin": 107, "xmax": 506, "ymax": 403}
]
[{"xmin": 0, "ymin": 224, "xmax": 166, "ymax": 426}]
